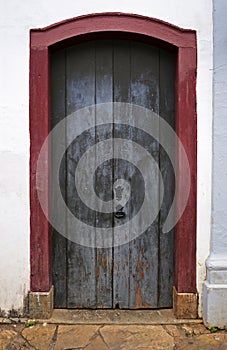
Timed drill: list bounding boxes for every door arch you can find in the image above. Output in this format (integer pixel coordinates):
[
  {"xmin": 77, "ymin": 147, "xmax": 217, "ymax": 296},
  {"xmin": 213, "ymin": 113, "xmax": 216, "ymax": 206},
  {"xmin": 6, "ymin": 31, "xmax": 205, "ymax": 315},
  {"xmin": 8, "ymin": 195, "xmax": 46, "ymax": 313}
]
[{"xmin": 30, "ymin": 13, "xmax": 197, "ymax": 317}]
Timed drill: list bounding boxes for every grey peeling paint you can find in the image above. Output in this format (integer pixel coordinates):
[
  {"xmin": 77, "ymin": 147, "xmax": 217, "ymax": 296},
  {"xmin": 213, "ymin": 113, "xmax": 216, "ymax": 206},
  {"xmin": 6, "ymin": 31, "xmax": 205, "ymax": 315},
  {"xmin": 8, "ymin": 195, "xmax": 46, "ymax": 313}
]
[{"xmin": 203, "ymin": 0, "xmax": 227, "ymax": 328}]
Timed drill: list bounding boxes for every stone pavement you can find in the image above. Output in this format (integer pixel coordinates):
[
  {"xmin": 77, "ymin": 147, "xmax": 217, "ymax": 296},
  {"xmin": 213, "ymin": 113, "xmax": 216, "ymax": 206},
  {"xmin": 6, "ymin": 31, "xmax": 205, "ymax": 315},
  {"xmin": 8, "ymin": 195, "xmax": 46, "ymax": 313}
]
[
  {"xmin": 0, "ymin": 322, "xmax": 227, "ymax": 350},
  {"xmin": 0, "ymin": 310, "xmax": 226, "ymax": 350}
]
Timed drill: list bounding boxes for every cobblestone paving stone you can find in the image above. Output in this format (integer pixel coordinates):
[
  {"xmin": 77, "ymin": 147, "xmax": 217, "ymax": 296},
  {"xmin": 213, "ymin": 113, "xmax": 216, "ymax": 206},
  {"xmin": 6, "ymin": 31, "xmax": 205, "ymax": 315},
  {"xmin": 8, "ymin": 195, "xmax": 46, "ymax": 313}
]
[{"xmin": 0, "ymin": 322, "xmax": 226, "ymax": 349}]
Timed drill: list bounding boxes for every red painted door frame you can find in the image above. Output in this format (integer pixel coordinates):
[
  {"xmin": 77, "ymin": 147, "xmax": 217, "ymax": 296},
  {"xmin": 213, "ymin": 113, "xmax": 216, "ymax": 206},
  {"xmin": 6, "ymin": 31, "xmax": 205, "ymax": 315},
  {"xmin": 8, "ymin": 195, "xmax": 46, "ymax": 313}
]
[{"xmin": 30, "ymin": 13, "xmax": 197, "ymax": 295}]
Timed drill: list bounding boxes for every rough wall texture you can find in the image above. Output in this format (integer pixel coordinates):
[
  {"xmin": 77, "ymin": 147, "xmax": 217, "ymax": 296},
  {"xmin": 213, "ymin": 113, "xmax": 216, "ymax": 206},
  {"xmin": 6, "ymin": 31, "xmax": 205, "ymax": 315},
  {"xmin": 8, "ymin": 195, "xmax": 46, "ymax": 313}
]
[
  {"xmin": 0, "ymin": 0, "xmax": 213, "ymax": 315},
  {"xmin": 202, "ymin": 0, "xmax": 227, "ymax": 328},
  {"xmin": 212, "ymin": 0, "xmax": 227, "ymax": 252}
]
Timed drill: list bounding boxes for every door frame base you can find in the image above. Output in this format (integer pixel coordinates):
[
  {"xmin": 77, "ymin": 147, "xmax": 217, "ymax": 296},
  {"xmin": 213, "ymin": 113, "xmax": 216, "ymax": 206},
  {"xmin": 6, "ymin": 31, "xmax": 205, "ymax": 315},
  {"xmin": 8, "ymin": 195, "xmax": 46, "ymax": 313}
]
[
  {"xmin": 29, "ymin": 286, "xmax": 54, "ymax": 319},
  {"xmin": 28, "ymin": 286, "xmax": 198, "ymax": 319},
  {"xmin": 173, "ymin": 287, "xmax": 198, "ymax": 319}
]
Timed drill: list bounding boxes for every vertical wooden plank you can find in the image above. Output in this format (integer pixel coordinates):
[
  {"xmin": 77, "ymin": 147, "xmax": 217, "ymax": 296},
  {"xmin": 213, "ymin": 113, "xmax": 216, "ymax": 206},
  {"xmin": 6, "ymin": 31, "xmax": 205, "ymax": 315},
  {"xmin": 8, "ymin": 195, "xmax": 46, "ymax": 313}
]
[
  {"xmin": 159, "ymin": 49, "xmax": 176, "ymax": 307},
  {"xmin": 66, "ymin": 42, "xmax": 97, "ymax": 308},
  {"xmin": 129, "ymin": 41, "xmax": 160, "ymax": 308},
  {"xmin": 51, "ymin": 49, "xmax": 67, "ymax": 307},
  {"xmin": 95, "ymin": 40, "xmax": 113, "ymax": 308},
  {"xmin": 113, "ymin": 39, "xmax": 131, "ymax": 308}
]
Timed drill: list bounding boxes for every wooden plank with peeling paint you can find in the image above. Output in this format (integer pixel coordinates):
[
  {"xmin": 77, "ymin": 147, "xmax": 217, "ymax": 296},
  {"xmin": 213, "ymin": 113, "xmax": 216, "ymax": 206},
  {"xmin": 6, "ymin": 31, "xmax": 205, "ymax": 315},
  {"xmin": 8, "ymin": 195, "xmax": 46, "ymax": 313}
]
[
  {"xmin": 95, "ymin": 40, "xmax": 114, "ymax": 308},
  {"xmin": 129, "ymin": 41, "xmax": 160, "ymax": 308},
  {"xmin": 51, "ymin": 48, "xmax": 67, "ymax": 308},
  {"xmin": 158, "ymin": 48, "xmax": 175, "ymax": 307},
  {"xmin": 113, "ymin": 40, "xmax": 131, "ymax": 308},
  {"xmin": 66, "ymin": 42, "xmax": 97, "ymax": 308}
]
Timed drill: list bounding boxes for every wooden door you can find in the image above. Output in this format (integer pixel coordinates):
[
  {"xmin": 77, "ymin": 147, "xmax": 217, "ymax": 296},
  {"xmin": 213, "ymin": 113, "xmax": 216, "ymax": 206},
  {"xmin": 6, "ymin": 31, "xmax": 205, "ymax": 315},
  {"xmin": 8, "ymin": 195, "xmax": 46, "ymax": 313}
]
[{"xmin": 51, "ymin": 39, "xmax": 175, "ymax": 309}]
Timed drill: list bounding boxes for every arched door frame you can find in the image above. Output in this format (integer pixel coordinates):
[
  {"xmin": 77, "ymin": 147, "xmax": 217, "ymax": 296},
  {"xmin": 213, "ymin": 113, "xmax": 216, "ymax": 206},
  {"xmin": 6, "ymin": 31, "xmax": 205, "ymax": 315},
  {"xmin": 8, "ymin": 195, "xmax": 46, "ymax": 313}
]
[{"xmin": 29, "ymin": 13, "xmax": 197, "ymax": 318}]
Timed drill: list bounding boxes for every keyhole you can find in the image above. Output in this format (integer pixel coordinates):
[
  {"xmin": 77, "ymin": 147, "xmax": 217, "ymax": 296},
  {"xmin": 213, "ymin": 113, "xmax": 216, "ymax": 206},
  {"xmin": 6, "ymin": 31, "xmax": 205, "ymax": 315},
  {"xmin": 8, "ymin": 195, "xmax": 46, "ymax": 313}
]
[{"xmin": 113, "ymin": 179, "xmax": 131, "ymax": 212}]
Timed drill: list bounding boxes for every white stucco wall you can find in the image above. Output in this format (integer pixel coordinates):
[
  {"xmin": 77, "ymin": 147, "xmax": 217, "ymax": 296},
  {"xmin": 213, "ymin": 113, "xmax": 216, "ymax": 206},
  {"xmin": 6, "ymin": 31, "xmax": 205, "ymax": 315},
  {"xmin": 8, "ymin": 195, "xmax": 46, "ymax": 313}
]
[
  {"xmin": 0, "ymin": 0, "xmax": 213, "ymax": 316},
  {"xmin": 202, "ymin": 0, "xmax": 227, "ymax": 328}
]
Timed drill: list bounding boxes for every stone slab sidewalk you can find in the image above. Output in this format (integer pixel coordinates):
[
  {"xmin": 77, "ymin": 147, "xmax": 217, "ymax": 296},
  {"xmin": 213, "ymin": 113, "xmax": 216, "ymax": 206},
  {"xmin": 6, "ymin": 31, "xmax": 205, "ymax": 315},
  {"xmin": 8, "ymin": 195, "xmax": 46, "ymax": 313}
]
[{"xmin": 0, "ymin": 322, "xmax": 226, "ymax": 350}]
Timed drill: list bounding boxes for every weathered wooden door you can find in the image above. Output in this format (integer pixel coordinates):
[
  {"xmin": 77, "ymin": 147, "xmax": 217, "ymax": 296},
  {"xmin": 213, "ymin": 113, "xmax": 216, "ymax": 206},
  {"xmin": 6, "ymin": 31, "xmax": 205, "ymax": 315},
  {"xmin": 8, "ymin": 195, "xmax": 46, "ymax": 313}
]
[{"xmin": 51, "ymin": 39, "xmax": 175, "ymax": 309}]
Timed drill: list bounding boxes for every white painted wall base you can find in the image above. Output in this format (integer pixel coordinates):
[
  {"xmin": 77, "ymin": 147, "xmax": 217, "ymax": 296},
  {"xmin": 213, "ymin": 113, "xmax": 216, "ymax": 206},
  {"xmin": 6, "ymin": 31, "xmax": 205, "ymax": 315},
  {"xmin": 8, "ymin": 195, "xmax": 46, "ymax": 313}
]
[
  {"xmin": 203, "ymin": 258, "xmax": 227, "ymax": 328},
  {"xmin": 203, "ymin": 283, "xmax": 227, "ymax": 328}
]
